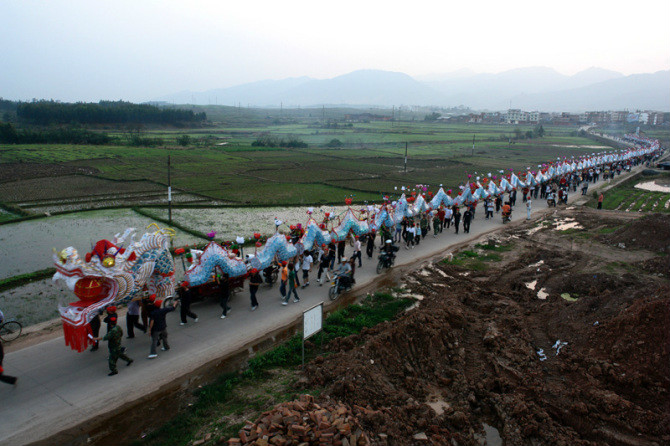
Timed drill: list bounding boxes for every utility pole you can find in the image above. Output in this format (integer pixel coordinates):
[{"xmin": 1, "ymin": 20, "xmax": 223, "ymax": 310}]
[
  {"xmin": 404, "ymin": 142, "xmax": 408, "ymax": 173},
  {"xmin": 167, "ymin": 155, "xmax": 172, "ymax": 224},
  {"xmin": 472, "ymin": 134, "xmax": 475, "ymax": 156}
]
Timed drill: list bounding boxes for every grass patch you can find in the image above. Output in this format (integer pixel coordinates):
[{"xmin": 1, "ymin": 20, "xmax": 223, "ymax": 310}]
[
  {"xmin": 136, "ymin": 291, "xmax": 414, "ymax": 446},
  {"xmin": 0, "ymin": 268, "xmax": 56, "ymax": 293},
  {"xmin": 442, "ymin": 247, "xmax": 506, "ymax": 270},
  {"xmin": 474, "ymin": 242, "xmax": 513, "ymax": 252}
]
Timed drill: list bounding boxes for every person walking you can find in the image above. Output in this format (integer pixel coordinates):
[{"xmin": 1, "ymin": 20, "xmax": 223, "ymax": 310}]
[
  {"xmin": 453, "ymin": 207, "xmax": 461, "ymax": 234},
  {"xmin": 0, "ymin": 340, "xmax": 18, "ymax": 385},
  {"xmin": 598, "ymin": 192, "xmax": 604, "ymax": 209},
  {"xmin": 96, "ymin": 317, "xmax": 133, "ymax": 376},
  {"xmin": 444, "ymin": 206, "xmax": 452, "ymax": 229},
  {"xmin": 405, "ymin": 224, "xmax": 415, "ymax": 249},
  {"xmin": 366, "ymin": 231, "xmax": 376, "ymax": 258},
  {"xmin": 216, "ymin": 273, "xmax": 231, "ymax": 319},
  {"xmin": 495, "ymin": 195, "xmax": 502, "ymax": 213},
  {"xmin": 526, "ymin": 198, "xmax": 532, "ymax": 220},
  {"xmin": 177, "ymin": 282, "xmax": 198, "ymax": 325},
  {"xmin": 486, "ymin": 200, "xmax": 494, "ymax": 219},
  {"xmin": 420, "ymin": 215, "xmax": 428, "ymax": 239},
  {"xmin": 89, "ymin": 310, "xmax": 102, "ymax": 352},
  {"xmin": 126, "ymin": 297, "xmax": 147, "ymax": 338},
  {"xmin": 462, "ymin": 208, "xmax": 472, "ymax": 234},
  {"xmin": 279, "ymin": 261, "xmax": 289, "ymax": 298},
  {"xmin": 147, "ymin": 299, "xmax": 176, "ymax": 358},
  {"xmin": 317, "ymin": 248, "xmax": 330, "ymax": 286},
  {"xmin": 414, "ymin": 222, "xmax": 422, "ymax": 246},
  {"xmin": 581, "ymin": 182, "xmax": 588, "ymax": 195},
  {"xmin": 352, "ymin": 237, "xmax": 362, "ymax": 268},
  {"xmin": 301, "ymin": 251, "xmax": 313, "ymax": 287},
  {"xmin": 282, "ymin": 262, "xmax": 300, "ymax": 305},
  {"xmin": 336, "ymin": 241, "xmax": 345, "ymax": 264},
  {"xmin": 432, "ymin": 212, "xmax": 441, "ymax": 237},
  {"xmin": 248, "ymin": 268, "xmax": 262, "ymax": 311}
]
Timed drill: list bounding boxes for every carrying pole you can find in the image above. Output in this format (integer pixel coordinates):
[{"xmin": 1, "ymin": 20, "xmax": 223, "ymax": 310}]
[{"xmin": 168, "ymin": 155, "xmax": 172, "ymax": 224}]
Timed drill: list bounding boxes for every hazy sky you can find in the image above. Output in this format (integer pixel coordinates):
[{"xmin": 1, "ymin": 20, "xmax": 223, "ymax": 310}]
[{"xmin": 2, "ymin": 0, "xmax": 668, "ymax": 102}]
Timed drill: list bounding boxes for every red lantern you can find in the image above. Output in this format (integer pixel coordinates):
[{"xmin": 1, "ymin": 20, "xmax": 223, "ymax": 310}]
[
  {"xmin": 319, "ymin": 223, "xmax": 326, "ymax": 230},
  {"xmin": 174, "ymin": 248, "xmax": 185, "ymax": 255},
  {"xmin": 255, "ymin": 241, "xmax": 262, "ymax": 248},
  {"xmin": 325, "ymin": 212, "xmax": 330, "ymax": 217},
  {"xmin": 285, "ymin": 235, "xmax": 291, "ymax": 241},
  {"xmin": 74, "ymin": 277, "xmax": 105, "ymax": 302},
  {"xmin": 345, "ymin": 198, "xmax": 352, "ymax": 205},
  {"xmin": 290, "ymin": 225, "xmax": 296, "ymax": 231},
  {"xmin": 253, "ymin": 232, "xmax": 261, "ymax": 240}
]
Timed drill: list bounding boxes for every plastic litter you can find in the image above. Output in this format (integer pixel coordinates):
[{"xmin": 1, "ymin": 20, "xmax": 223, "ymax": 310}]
[
  {"xmin": 537, "ymin": 349, "xmax": 547, "ymax": 361},
  {"xmin": 552, "ymin": 340, "xmax": 568, "ymax": 355}
]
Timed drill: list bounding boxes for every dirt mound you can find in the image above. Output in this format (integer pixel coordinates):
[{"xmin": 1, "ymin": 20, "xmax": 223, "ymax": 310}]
[
  {"xmin": 601, "ymin": 213, "xmax": 670, "ymax": 253},
  {"xmin": 228, "ymin": 394, "xmax": 372, "ymax": 446},
  {"xmin": 300, "ymin": 225, "xmax": 670, "ymax": 445},
  {"xmin": 0, "ymin": 162, "xmax": 99, "ymax": 183}
]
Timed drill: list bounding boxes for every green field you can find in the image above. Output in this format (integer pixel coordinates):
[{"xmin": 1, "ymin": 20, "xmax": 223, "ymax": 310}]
[
  {"xmin": 0, "ymin": 120, "xmax": 658, "ymax": 211},
  {"xmin": 589, "ymin": 172, "xmax": 670, "ymax": 213}
]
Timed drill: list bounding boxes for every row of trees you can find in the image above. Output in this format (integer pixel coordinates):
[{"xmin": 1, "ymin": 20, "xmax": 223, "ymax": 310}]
[
  {"xmin": 0, "ymin": 122, "xmax": 112, "ymax": 145},
  {"xmin": 251, "ymin": 133, "xmax": 308, "ymax": 148},
  {"xmin": 15, "ymin": 100, "xmax": 206, "ymax": 126}
]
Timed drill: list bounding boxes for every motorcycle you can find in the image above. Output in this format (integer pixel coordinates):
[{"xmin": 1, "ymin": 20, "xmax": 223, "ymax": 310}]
[
  {"xmin": 502, "ymin": 211, "xmax": 512, "ymax": 224},
  {"xmin": 328, "ymin": 274, "xmax": 352, "ymax": 301},
  {"xmin": 376, "ymin": 251, "xmax": 395, "ymax": 274}
]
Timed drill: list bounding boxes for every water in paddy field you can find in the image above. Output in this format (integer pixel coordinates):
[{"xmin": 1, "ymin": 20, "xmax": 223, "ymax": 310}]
[{"xmin": 0, "ymin": 209, "xmax": 202, "ymax": 280}]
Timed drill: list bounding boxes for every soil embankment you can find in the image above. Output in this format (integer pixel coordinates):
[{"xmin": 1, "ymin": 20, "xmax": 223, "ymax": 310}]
[{"xmin": 230, "ymin": 209, "xmax": 669, "ymax": 446}]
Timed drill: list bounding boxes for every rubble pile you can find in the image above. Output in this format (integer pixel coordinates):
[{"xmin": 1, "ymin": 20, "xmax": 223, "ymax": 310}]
[{"xmin": 227, "ymin": 395, "xmax": 371, "ymax": 446}]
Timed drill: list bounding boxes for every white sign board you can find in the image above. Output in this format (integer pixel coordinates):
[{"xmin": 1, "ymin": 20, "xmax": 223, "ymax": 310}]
[{"xmin": 303, "ymin": 303, "xmax": 323, "ymax": 340}]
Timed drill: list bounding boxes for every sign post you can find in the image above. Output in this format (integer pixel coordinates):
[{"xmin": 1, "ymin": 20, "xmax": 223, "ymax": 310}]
[{"xmin": 302, "ymin": 302, "xmax": 323, "ymax": 367}]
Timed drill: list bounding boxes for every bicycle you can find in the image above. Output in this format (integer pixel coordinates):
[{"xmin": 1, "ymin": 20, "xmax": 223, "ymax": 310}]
[{"xmin": 0, "ymin": 319, "xmax": 23, "ymax": 342}]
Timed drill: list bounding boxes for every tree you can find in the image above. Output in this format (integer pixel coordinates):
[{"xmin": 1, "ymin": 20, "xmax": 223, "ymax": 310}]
[
  {"xmin": 534, "ymin": 125, "xmax": 545, "ymax": 138},
  {"xmin": 326, "ymin": 138, "xmax": 342, "ymax": 148},
  {"xmin": 177, "ymin": 134, "xmax": 191, "ymax": 146},
  {"xmin": 424, "ymin": 112, "xmax": 441, "ymax": 122},
  {"xmin": 525, "ymin": 130, "xmax": 533, "ymax": 139},
  {"xmin": 513, "ymin": 127, "xmax": 523, "ymax": 139}
]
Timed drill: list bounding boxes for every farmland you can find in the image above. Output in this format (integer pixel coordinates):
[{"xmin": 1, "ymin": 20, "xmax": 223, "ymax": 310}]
[{"xmin": 0, "ymin": 121, "xmax": 626, "ymax": 212}]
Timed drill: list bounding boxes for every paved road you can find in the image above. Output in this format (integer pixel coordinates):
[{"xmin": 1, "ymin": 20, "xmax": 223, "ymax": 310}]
[{"xmin": 0, "ymin": 165, "xmax": 646, "ymax": 446}]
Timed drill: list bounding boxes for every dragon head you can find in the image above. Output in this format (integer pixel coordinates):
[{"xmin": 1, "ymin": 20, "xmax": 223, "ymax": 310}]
[{"xmin": 54, "ymin": 226, "xmax": 175, "ymax": 352}]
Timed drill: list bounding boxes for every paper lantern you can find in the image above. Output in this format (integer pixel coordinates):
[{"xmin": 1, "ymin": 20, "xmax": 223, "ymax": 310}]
[
  {"xmin": 253, "ymin": 233, "xmax": 261, "ymax": 240},
  {"xmin": 74, "ymin": 277, "xmax": 105, "ymax": 302},
  {"xmin": 345, "ymin": 198, "xmax": 352, "ymax": 205},
  {"xmin": 255, "ymin": 241, "xmax": 262, "ymax": 248},
  {"xmin": 174, "ymin": 248, "xmax": 185, "ymax": 255}
]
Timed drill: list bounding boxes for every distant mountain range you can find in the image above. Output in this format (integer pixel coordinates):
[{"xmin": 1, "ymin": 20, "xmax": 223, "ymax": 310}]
[{"xmin": 157, "ymin": 67, "xmax": 670, "ymax": 112}]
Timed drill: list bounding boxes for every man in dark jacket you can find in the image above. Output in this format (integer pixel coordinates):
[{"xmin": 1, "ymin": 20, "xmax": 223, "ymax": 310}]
[
  {"xmin": 148, "ymin": 300, "xmax": 177, "ymax": 359},
  {"xmin": 453, "ymin": 207, "xmax": 462, "ymax": 234},
  {"xmin": 463, "ymin": 208, "xmax": 472, "ymax": 234},
  {"xmin": 248, "ymin": 269, "xmax": 262, "ymax": 310},
  {"xmin": 177, "ymin": 281, "xmax": 198, "ymax": 325}
]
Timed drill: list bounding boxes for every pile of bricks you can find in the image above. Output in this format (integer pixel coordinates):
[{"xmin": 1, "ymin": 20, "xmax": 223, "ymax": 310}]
[{"xmin": 227, "ymin": 394, "xmax": 370, "ymax": 446}]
